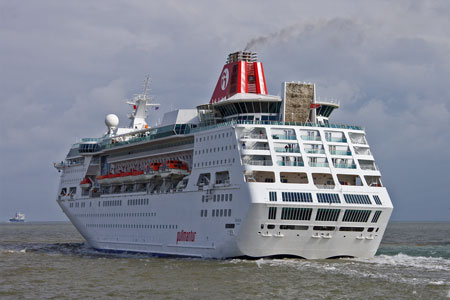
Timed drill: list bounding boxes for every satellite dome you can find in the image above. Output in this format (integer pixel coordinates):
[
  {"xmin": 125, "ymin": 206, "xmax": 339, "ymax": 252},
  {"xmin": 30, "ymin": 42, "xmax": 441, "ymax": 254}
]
[{"xmin": 105, "ymin": 114, "xmax": 119, "ymax": 128}]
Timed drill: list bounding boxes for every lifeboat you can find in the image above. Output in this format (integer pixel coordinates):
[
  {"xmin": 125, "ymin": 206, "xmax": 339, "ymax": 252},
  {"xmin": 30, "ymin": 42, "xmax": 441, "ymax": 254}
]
[
  {"xmin": 108, "ymin": 173, "xmax": 122, "ymax": 184},
  {"xmin": 97, "ymin": 174, "xmax": 112, "ymax": 185},
  {"xmin": 150, "ymin": 162, "xmax": 162, "ymax": 171},
  {"xmin": 134, "ymin": 170, "xmax": 158, "ymax": 182},
  {"xmin": 121, "ymin": 171, "xmax": 134, "ymax": 184},
  {"xmin": 160, "ymin": 160, "xmax": 190, "ymax": 178},
  {"xmin": 80, "ymin": 178, "xmax": 92, "ymax": 189},
  {"xmin": 122, "ymin": 170, "xmax": 147, "ymax": 183}
]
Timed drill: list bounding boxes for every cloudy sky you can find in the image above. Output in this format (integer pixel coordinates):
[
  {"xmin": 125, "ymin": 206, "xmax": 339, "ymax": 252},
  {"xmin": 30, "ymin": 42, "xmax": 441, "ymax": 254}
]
[{"xmin": 0, "ymin": 0, "xmax": 449, "ymax": 221}]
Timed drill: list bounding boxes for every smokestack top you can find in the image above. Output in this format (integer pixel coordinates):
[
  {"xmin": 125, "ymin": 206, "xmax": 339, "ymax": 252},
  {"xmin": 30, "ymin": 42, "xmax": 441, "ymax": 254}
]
[{"xmin": 227, "ymin": 51, "xmax": 258, "ymax": 64}]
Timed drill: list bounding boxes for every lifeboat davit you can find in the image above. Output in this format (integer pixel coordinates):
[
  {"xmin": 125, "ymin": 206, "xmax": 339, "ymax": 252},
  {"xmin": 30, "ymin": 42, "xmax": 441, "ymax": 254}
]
[{"xmin": 80, "ymin": 178, "xmax": 92, "ymax": 189}]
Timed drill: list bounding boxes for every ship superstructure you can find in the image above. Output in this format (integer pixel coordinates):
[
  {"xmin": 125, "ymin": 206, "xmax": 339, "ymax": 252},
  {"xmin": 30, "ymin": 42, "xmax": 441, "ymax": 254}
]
[{"xmin": 54, "ymin": 51, "xmax": 393, "ymax": 259}]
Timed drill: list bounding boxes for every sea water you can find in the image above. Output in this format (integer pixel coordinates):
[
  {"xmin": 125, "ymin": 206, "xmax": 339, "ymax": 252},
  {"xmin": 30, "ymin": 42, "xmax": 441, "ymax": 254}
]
[{"xmin": 0, "ymin": 222, "xmax": 449, "ymax": 299}]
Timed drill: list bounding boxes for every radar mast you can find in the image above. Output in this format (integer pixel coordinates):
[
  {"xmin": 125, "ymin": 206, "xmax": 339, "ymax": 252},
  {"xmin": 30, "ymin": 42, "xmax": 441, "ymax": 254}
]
[{"xmin": 127, "ymin": 75, "xmax": 160, "ymax": 130}]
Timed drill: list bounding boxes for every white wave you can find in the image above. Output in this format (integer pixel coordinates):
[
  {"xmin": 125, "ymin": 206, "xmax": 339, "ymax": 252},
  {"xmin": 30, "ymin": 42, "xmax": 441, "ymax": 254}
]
[
  {"xmin": 354, "ymin": 253, "xmax": 450, "ymax": 272},
  {"xmin": 0, "ymin": 248, "xmax": 27, "ymax": 254},
  {"xmin": 223, "ymin": 255, "xmax": 450, "ymax": 287}
]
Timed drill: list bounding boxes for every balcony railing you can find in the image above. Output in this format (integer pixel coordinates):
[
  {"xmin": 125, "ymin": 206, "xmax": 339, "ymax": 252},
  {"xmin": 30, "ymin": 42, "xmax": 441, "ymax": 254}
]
[
  {"xmin": 309, "ymin": 162, "xmax": 329, "ymax": 167},
  {"xmin": 240, "ymin": 134, "xmax": 267, "ymax": 140},
  {"xmin": 243, "ymin": 160, "xmax": 273, "ymax": 166},
  {"xmin": 330, "ymin": 150, "xmax": 352, "ymax": 155},
  {"xmin": 277, "ymin": 161, "xmax": 304, "ymax": 167},
  {"xmin": 301, "ymin": 136, "xmax": 321, "ymax": 141},
  {"xmin": 248, "ymin": 145, "xmax": 270, "ymax": 150},
  {"xmin": 360, "ymin": 165, "xmax": 378, "ymax": 171},
  {"xmin": 334, "ymin": 164, "xmax": 357, "ymax": 169},
  {"xmin": 272, "ymin": 135, "xmax": 297, "ymax": 140},
  {"xmin": 274, "ymin": 147, "xmax": 300, "ymax": 153},
  {"xmin": 305, "ymin": 149, "xmax": 325, "ymax": 154},
  {"xmin": 326, "ymin": 137, "xmax": 347, "ymax": 143},
  {"xmin": 315, "ymin": 184, "xmax": 336, "ymax": 189}
]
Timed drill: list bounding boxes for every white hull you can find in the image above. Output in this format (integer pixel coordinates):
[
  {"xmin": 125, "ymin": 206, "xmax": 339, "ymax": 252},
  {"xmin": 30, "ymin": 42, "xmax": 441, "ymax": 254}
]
[{"xmin": 58, "ymin": 166, "xmax": 392, "ymax": 259}]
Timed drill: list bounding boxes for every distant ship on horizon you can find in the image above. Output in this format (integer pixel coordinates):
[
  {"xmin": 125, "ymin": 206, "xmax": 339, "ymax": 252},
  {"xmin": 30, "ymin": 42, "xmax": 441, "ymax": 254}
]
[{"xmin": 9, "ymin": 212, "xmax": 25, "ymax": 223}]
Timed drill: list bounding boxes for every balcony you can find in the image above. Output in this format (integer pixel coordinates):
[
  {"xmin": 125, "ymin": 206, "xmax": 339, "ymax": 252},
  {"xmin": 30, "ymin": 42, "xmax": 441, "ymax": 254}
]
[
  {"xmin": 315, "ymin": 184, "xmax": 336, "ymax": 190},
  {"xmin": 274, "ymin": 147, "xmax": 300, "ymax": 153},
  {"xmin": 305, "ymin": 149, "xmax": 325, "ymax": 154},
  {"xmin": 243, "ymin": 160, "xmax": 273, "ymax": 166},
  {"xmin": 250, "ymin": 145, "xmax": 270, "ymax": 150},
  {"xmin": 330, "ymin": 150, "xmax": 352, "ymax": 156},
  {"xmin": 326, "ymin": 137, "xmax": 347, "ymax": 143},
  {"xmin": 272, "ymin": 135, "xmax": 297, "ymax": 140},
  {"xmin": 334, "ymin": 164, "xmax": 357, "ymax": 169},
  {"xmin": 277, "ymin": 161, "xmax": 304, "ymax": 167},
  {"xmin": 301, "ymin": 135, "xmax": 321, "ymax": 141},
  {"xmin": 360, "ymin": 165, "xmax": 378, "ymax": 171},
  {"xmin": 309, "ymin": 162, "xmax": 329, "ymax": 167},
  {"xmin": 240, "ymin": 134, "xmax": 267, "ymax": 140}
]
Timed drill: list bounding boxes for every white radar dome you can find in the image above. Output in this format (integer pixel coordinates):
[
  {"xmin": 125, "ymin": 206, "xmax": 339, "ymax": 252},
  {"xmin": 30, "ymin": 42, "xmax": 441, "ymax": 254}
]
[{"xmin": 105, "ymin": 114, "xmax": 119, "ymax": 128}]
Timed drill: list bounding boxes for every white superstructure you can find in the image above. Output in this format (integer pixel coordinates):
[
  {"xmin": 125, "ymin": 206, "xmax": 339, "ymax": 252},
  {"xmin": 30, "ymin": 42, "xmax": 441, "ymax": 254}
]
[{"xmin": 54, "ymin": 51, "xmax": 393, "ymax": 259}]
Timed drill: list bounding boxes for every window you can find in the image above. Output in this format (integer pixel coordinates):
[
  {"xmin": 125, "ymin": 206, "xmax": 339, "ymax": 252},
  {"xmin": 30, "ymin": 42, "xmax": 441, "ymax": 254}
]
[
  {"xmin": 342, "ymin": 210, "xmax": 371, "ymax": 222},
  {"xmin": 373, "ymin": 195, "xmax": 382, "ymax": 205},
  {"xmin": 317, "ymin": 193, "xmax": 341, "ymax": 203},
  {"xmin": 315, "ymin": 209, "xmax": 341, "ymax": 221},
  {"xmin": 371, "ymin": 210, "xmax": 382, "ymax": 223},
  {"xmin": 279, "ymin": 225, "xmax": 308, "ymax": 230},
  {"xmin": 339, "ymin": 227, "xmax": 364, "ymax": 232},
  {"xmin": 282, "ymin": 192, "xmax": 312, "ymax": 202},
  {"xmin": 343, "ymin": 194, "xmax": 372, "ymax": 205},
  {"xmin": 313, "ymin": 226, "xmax": 335, "ymax": 231},
  {"xmin": 281, "ymin": 207, "xmax": 312, "ymax": 220},
  {"xmin": 268, "ymin": 207, "xmax": 277, "ymax": 219},
  {"xmin": 269, "ymin": 191, "xmax": 277, "ymax": 201}
]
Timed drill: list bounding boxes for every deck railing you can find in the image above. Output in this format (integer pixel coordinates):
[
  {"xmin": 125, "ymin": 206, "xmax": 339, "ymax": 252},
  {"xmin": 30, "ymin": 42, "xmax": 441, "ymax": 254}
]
[
  {"xmin": 305, "ymin": 149, "xmax": 326, "ymax": 154},
  {"xmin": 272, "ymin": 135, "xmax": 297, "ymax": 140},
  {"xmin": 326, "ymin": 137, "xmax": 347, "ymax": 143},
  {"xmin": 277, "ymin": 161, "xmax": 304, "ymax": 167},
  {"xmin": 329, "ymin": 150, "xmax": 352, "ymax": 155},
  {"xmin": 301, "ymin": 136, "xmax": 322, "ymax": 141},
  {"xmin": 243, "ymin": 160, "xmax": 273, "ymax": 166},
  {"xmin": 274, "ymin": 147, "xmax": 300, "ymax": 153},
  {"xmin": 334, "ymin": 164, "xmax": 357, "ymax": 169},
  {"xmin": 309, "ymin": 162, "xmax": 330, "ymax": 167},
  {"xmin": 83, "ymin": 120, "xmax": 363, "ymax": 151}
]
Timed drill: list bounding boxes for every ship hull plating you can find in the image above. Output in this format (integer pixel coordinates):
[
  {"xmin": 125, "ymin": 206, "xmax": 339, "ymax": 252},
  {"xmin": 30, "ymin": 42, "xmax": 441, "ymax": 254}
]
[{"xmin": 58, "ymin": 181, "xmax": 392, "ymax": 259}]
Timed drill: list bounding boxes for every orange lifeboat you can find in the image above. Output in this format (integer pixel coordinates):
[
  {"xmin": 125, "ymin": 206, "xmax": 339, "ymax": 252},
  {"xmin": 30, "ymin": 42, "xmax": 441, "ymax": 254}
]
[
  {"xmin": 80, "ymin": 178, "xmax": 92, "ymax": 189},
  {"xmin": 161, "ymin": 160, "xmax": 189, "ymax": 178},
  {"xmin": 151, "ymin": 162, "xmax": 162, "ymax": 171}
]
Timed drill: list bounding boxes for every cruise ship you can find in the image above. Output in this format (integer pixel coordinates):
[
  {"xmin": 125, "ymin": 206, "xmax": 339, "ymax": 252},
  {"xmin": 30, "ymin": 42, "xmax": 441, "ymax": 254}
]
[{"xmin": 54, "ymin": 51, "xmax": 393, "ymax": 259}]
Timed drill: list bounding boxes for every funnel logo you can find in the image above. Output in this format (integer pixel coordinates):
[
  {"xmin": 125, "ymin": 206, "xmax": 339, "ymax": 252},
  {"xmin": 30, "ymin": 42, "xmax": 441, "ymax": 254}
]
[{"xmin": 221, "ymin": 68, "xmax": 229, "ymax": 90}]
